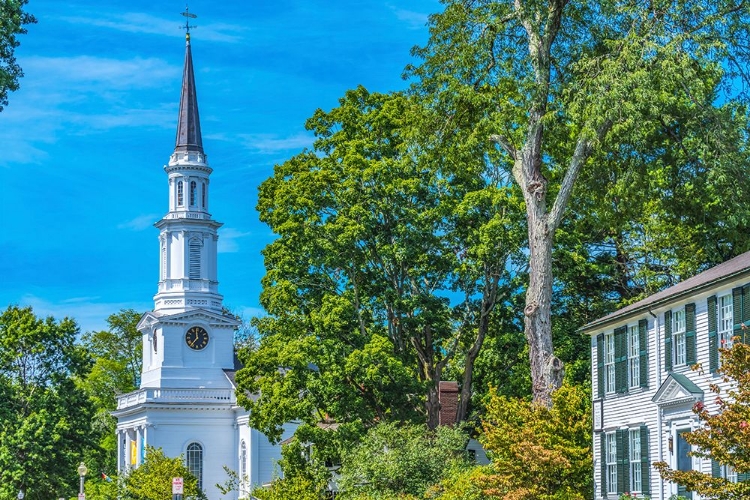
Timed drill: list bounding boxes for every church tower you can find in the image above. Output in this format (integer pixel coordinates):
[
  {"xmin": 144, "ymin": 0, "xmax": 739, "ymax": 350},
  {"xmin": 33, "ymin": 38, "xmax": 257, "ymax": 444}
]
[
  {"xmin": 136, "ymin": 29, "xmax": 239, "ymax": 389},
  {"xmin": 114, "ymin": 21, "xmax": 294, "ymax": 499}
]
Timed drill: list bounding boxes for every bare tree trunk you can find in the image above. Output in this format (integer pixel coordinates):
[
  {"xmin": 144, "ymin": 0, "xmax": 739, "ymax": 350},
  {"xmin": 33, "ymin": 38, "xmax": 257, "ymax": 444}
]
[{"xmin": 525, "ymin": 215, "xmax": 563, "ymax": 406}]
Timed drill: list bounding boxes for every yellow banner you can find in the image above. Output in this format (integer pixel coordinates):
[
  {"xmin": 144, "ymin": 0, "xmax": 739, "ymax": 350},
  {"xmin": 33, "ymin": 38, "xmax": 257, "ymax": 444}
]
[{"xmin": 130, "ymin": 441, "xmax": 137, "ymax": 465}]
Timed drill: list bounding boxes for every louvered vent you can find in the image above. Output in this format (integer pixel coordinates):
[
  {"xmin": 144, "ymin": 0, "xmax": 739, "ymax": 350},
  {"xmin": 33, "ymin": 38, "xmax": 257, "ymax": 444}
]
[{"xmin": 189, "ymin": 239, "xmax": 201, "ymax": 279}]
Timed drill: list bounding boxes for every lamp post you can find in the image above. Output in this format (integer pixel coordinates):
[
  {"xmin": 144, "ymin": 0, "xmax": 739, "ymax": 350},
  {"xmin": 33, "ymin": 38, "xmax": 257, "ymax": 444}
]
[
  {"xmin": 17, "ymin": 489, "xmax": 24, "ymax": 500},
  {"xmin": 77, "ymin": 462, "xmax": 88, "ymax": 498}
]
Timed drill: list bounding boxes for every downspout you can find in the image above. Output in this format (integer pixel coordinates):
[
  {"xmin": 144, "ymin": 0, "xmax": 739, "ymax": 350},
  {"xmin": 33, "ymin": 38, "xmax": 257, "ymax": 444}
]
[{"xmin": 650, "ymin": 308, "xmax": 664, "ymax": 500}]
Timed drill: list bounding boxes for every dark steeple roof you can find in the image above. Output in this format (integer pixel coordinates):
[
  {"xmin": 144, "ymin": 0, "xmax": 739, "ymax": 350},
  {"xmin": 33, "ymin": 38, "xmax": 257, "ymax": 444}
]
[{"xmin": 174, "ymin": 33, "xmax": 203, "ymax": 153}]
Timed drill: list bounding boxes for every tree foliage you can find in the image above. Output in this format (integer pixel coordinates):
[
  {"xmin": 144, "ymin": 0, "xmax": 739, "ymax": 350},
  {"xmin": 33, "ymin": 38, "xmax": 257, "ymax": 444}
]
[
  {"xmin": 336, "ymin": 422, "xmax": 472, "ymax": 499},
  {"xmin": 122, "ymin": 446, "xmax": 204, "ymax": 500},
  {"xmin": 655, "ymin": 342, "xmax": 750, "ymax": 498},
  {"xmin": 0, "ymin": 305, "xmax": 95, "ymax": 500},
  {"xmin": 239, "ymin": 85, "xmax": 521, "ymax": 435},
  {"xmin": 79, "ymin": 309, "xmax": 143, "ymax": 483},
  {"xmin": 408, "ymin": 0, "xmax": 750, "ymax": 405},
  {"xmin": 465, "ymin": 383, "xmax": 592, "ymax": 499},
  {"xmin": 0, "ymin": 0, "xmax": 35, "ymax": 111}
]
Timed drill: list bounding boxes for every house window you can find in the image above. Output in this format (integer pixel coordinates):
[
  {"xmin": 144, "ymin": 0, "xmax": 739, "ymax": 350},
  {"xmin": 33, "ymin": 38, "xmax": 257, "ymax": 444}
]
[
  {"xmin": 629, "ymin": 429, "xmax": 642, "ymax": 492},
  {"xmin": 719, "ymin": 294, "xmax": 734, "ymax": 349},
  {"xmin": 604, "ymin": 332, "xmax": 615, "ymax": 393},
  {"xmin": 187, "ymin": 442, "xmax": 203, "ymax": 490},
  {"xmin": 202, "ymin": 182, "xmax": 206, "ymax": 208},
  {"xmin": 628, "ymin": 325, "xmax": 640, "ymax": 388},
  {"xmin": 177, "ymin": 181, "xmax": 184, "ymax": 206},
  {"xmin": 190, "ymin": 181, "xmax": 197, "ymax": 206},
  {"xmin": 727, "ymin": 465, "xmax": 738, "ymax": 483},
  {"xmin": 673, "ymin": 309, "xmax": 686, "ymax": 366},
  {"xmin": 606, "ymin": 432, "xmax": 617, "ymax": 495}
]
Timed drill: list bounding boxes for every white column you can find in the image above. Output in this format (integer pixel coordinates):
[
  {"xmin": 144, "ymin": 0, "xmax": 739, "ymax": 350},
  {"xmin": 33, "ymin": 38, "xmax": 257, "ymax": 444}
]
[
  {"xmin": 116, "ymin": 430, "xmax": 122, "ymax": 473},
  {"xmin": 136, "ymin": 427, "xmax": 143, "ymax": 466},
  {"xmin": 125, "ymin": 431, "xmax": 133, "ymax": 470}
]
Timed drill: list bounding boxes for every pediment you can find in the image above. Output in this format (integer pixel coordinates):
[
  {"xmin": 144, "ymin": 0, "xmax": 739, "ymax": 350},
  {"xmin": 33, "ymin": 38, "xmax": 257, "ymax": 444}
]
[
  {"xmin": 137, "ymin": 309, "xmax": 240, "ymax": 331},
  {"xmin": 652, "ymin": 373, "xmax": 704, "ymax": 407}
]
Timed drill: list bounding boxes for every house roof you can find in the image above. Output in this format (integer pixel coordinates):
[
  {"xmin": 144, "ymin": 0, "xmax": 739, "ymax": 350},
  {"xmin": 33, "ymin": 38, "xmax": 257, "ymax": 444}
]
[{"xmin": 580, "ymin": 250, "xmax": 750, "ymax": 334}]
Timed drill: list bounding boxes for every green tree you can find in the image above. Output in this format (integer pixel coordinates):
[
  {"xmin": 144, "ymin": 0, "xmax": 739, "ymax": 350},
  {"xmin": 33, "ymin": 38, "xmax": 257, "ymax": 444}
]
[
  {"xmin": 654, "ymin": 341, "xmax": 750, "ymax": 498},
  {"xmin": 469, "ymin": 383, "xmax": 592, "ymax": 499},
  {"xmin": 122, "ymin": 446, "xmax": 204, "ymax": 500},
  {"xmin": 0, "ymin": 0, "xmax": 35, "ymax": 111},
  {"xmin": 409, "ymin": 0, "xmax": 750, "ymax": 405},
  {"xmin": 0, "ymin": 305, "xmax": 95, "ymax": 500},
  {"xmin": 251, "ymin": 475, "xmax": 325, "ymax": 500},
  {"xmin": 336, "ymin": 422, "xmax": 472, "ymax": 499},
  {"xmin": 79, "ymin": 309, "xmax": 143, "ymax": 479},
  {"xmin": 239, "ymin": 86, "xmax": 521, "ymax": 434}
]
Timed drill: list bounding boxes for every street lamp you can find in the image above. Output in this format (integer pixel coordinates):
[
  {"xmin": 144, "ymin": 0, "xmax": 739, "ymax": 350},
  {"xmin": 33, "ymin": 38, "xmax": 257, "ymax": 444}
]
[
  {"xmin": 17, "ymin": 490, "xmax": 24, "ymax": 500},
  {"xmin": 77, "ymin": 462, "xmax": 88, "ymax": 497}
]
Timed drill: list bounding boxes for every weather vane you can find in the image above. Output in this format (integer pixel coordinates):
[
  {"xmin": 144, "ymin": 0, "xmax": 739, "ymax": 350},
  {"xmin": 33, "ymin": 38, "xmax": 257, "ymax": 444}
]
[{"xmin": 181, "ymin": 4, "xmax": 197, "ymax": 38}]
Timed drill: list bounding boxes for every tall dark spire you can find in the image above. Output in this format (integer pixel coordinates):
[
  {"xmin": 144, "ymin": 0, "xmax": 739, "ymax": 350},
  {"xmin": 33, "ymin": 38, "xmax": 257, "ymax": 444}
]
[{"xmin": 174, "ymin": 33, "xmax": 203, "ymax": 153}]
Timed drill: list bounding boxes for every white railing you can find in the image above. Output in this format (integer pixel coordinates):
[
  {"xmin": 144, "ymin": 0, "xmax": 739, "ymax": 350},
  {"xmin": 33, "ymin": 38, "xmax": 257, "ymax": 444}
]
[{"xmin": 116, "ymin": 387, "xmax": 236, "ymax": 409}]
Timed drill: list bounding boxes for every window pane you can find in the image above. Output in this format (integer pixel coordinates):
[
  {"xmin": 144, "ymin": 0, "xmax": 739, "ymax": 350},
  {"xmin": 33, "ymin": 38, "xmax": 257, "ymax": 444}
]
[{"xmin": 187, "ymin": 442, "xmax": 203, "ymax": 490}]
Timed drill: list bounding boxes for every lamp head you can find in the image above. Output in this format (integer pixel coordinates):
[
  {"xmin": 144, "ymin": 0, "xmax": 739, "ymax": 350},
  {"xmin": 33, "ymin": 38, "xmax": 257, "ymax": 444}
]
[{"xmin": 77, "ymin": 462, "xmax": 88, "ymax": 477}]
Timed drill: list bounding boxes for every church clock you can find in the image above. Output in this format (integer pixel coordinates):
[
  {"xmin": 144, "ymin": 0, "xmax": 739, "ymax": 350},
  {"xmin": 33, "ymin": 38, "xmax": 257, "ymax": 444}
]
[{"xmin": 185, "ymin": 326, "xmax": 209, "ymax": 350}]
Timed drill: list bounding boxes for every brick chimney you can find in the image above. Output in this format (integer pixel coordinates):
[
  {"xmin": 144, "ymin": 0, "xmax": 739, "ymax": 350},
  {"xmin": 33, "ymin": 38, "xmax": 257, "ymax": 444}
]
[{"xmin": 438, "ymin": 381, "xmax": 459, "ymax": 426}]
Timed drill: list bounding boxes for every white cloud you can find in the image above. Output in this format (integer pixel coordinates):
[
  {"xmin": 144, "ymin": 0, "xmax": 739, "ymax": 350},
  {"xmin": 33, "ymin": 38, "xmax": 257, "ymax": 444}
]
[
  {"xmin": 118, "ymin": 214, "xmax": 161, "ymax": 231},
  {"xmin": 22, "ymin": 55, "xmax": 178, "ymax": 90},
  {"xmin": 18, "ymin": 294, "xmax": 151, "ymax": 334},
  {"xmin": 218, "ymin": 227, "xmax": 252, "ymax": 253},
  {"xmin": 60, "ymin": 13, "xmax": 247, "ymax": 43},
  {"xmin": 388, "ymin": 6, "xmax": 430, "ymax": 29},
  {"xmin": 237, "ymin": 133, "xmax": 313, "ymax": 154}
]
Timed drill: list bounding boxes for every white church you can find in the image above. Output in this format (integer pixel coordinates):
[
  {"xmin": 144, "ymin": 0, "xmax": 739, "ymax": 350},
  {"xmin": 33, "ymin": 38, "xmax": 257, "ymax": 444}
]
[{"xmin": 112, "ymin": 31, "xmax": 294, "ymax": 499}]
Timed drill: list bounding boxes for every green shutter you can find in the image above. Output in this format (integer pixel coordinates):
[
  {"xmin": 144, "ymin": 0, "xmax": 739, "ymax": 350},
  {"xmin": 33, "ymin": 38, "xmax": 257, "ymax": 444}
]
[
  {"xmin": 708, "ymin": 295, "xmax": 718, "ymax": 373},
  {"xmin": 664, "ymin": 310, "xmax": 673, "ymax": 372},
  {"xmin": 685, "ymin": 303, "xmax": 696, "ymax": 365},
  {"xmin": 615, "ymin": 326, "xmax": 628, "ymax": 393},
  {"xmin": 601, "ymin": 433, "xmax": 607, "ymax": 496},
  {"xmin": 733, "ymin": 287, "xmax": 743, "ymax": 343},
  {"xmin": 597, "ymin": 333, "xmax": 605, "ymax": 398},
  {"xmin": 617, "ymin": 429, "xmax": 629, "ymax": 495},
  {"xmin": 641, "ymin": 425, "xmax": 650, "ymax": 495},
  {"xmin": 711, "ymin": 459, "xmax": 721, "ymax": 478},
  {"xmin": 743, "ymin": 285, "xmax": 750, "ymax": 343},
  {"xmin": 639, "ymin": 319, "xmax": 648, "ymax": 388},
  {"xmin": 738, "ymin": 470, "xmax": 750, "ymax": 482}
]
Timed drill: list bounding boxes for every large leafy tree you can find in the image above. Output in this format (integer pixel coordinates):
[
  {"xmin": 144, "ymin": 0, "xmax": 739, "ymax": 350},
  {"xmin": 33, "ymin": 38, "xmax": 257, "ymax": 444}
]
[
  {"xmin": 409, "ymin": 0, "xmax": 750, "ymax": 405},
  {"xmin": 79, "ymin": 309, "xmax": 143, "ymax": 480},
  {"xmin": 0, "ymin": 305, "xmax": 95, "ymax": 500},
  {"xmin": 238, "ymin": 86, "xmax": 522, "ymax": 433},
  {"xmin": 0, "ymin": 0, "xmax": 35, "ymax": 111}
]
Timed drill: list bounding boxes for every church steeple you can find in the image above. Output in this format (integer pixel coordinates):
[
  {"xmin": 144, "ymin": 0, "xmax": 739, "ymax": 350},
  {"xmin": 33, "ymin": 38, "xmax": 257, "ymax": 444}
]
[
  {"xmin": 153, "ymin": 25, "xmax": 225, "ymax": 316},
  {"xmin": 174, "ymin": 33, "xmax": 203, "ymax": 153}
]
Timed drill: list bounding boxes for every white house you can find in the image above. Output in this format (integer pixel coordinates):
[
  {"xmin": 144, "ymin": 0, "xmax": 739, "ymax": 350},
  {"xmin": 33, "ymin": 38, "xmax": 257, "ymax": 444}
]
[
  {"xmin": 112, "ymin": 31, "xmax": 294, "ymax": 499},
  {"xmin": 582, "ymin": 251, "xmax": 750, "ymax": 499}
]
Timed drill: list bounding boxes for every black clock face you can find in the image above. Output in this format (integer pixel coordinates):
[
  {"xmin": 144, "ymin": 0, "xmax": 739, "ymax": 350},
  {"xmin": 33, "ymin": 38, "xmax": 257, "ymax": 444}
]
[{"xmin": 185, "ymin": 326, "xmax": 209, "ymax": 350}]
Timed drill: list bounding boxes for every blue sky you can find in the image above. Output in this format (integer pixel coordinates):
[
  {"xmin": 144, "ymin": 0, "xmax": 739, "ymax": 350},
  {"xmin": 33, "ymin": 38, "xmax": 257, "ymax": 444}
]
[{"xmin": 0, "ymin": 0, "xmax": 441, "ymax": 333}]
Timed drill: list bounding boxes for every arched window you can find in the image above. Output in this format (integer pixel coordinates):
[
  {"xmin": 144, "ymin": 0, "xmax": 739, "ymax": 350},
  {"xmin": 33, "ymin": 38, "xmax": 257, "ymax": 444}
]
[
  {"xmin": 190, "ymin": 181, "xmax": 197, "ymax": 206},
  {"xmin": 186, "ymin": 442, "xmax": 203, "ymax": 491},
  {"xmin": 201, "ymin": 182, "xmax": 206, "ymax": 208},
  {"xmin": 177, "ymin": 181, "xmax": 184, "ymax": 206},
  {"xmin": 189, "ymin": 239, "xmax": 201, "ymax": 279}
]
